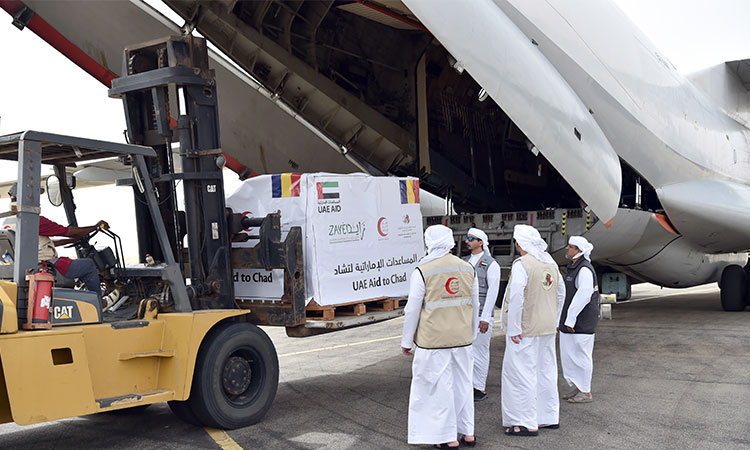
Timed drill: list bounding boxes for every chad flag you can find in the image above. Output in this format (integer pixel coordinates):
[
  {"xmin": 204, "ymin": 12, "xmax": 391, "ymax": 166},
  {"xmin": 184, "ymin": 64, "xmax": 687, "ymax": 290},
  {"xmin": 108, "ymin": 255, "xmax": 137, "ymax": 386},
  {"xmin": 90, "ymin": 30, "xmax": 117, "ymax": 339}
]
[
  {"xmin": 272, "ymin": 173, "xmax": 301, "ymax": 198},
  {"xmin": 400, "ymin": 179, "xmax": 420, "ymax": 204}
]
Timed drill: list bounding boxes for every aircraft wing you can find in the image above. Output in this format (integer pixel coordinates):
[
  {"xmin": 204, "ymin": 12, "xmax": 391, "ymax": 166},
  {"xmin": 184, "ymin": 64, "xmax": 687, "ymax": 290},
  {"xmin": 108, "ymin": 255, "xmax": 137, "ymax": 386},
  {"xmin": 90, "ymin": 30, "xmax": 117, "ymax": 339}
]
[
  {"xmin": 0, "ymin": 157, "xmax": 133, "ymax": 200},
  {"xmin": 0, "ymin": 179, "xmax": 17, "ymax": 199}
]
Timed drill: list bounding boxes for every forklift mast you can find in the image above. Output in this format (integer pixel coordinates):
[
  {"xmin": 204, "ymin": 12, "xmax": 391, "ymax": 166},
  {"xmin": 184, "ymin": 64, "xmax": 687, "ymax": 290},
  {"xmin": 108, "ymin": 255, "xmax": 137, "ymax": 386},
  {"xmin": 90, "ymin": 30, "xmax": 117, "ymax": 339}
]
[{"xmin": 109, "ymin": 36, "xmax": 233, "ymax": 310}]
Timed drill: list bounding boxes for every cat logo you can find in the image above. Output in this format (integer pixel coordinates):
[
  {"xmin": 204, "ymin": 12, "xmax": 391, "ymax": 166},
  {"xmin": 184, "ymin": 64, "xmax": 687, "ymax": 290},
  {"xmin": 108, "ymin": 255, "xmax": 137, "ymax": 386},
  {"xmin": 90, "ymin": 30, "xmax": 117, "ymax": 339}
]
[{"xmin": 53, "ymin": 305, "xmax": 74, "ymax": 320}]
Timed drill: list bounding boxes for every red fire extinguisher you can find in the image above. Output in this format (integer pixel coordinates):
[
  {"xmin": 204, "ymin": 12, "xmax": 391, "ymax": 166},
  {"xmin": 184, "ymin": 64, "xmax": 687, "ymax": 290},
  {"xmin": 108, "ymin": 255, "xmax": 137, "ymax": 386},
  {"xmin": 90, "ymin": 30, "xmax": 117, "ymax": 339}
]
[{"xmin": 23, "ymin": 266, "xmax": 55, "ymax": 330}]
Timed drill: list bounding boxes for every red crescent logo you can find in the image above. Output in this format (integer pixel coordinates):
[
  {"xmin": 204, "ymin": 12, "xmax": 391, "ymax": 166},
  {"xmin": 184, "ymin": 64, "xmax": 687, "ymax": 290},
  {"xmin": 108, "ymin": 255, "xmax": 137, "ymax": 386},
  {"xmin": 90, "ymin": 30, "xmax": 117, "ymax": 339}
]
[
  {"xmin": 445, "ymin": 277, "xmax": 458, "ymax": 295},
  {"xmin": 377, "ymin": 217, "xmax": 388, "ymax": 237}
]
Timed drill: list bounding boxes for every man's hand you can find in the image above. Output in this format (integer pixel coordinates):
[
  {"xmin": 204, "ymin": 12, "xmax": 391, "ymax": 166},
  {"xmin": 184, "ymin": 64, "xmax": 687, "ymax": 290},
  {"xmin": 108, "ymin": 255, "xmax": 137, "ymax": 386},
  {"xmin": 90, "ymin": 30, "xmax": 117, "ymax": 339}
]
[
  {"xmin": 566, "ymin": 326, "xmax": 575, "ymax": 333},
  {"xmin": 401, "ymin": 347, "xmax": 413, "ymax": 356},
  {"xmin": 479, "ymin": 321, "xmax": 490, "ymax": 334},
  {"xmin": 510, "ymin": 334, "xmax": 522, "ymax": 344}
]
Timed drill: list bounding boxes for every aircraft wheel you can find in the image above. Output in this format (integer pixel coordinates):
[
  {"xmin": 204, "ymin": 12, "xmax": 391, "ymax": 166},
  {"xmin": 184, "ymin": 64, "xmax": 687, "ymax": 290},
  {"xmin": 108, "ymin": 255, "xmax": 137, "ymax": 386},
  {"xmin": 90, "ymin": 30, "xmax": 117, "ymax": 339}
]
[
  {"xmin": 189, "ymin": 322, "xmax": 279, "ymax": 429},
  {"xmin": 618, "ymin": 284, "xmax": 632, "ymax": 301},
  {"xmin": 720, "ymin": 265, "xmax": 747, "ymax": 312}
]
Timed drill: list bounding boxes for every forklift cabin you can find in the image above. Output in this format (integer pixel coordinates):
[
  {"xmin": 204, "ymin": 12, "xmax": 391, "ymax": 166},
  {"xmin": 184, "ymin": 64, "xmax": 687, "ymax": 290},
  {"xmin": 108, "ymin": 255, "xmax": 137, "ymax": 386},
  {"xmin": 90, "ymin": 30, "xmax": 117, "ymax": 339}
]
[
  {"xmin": 0, "ymin": 36, "xmax": 306, "ymax": 429},
  {"xmin": 0, "ymin": 130, "xmax": 271, "ymax": 429},
  {"xmin": 0, "ymin": 131, "xmax": 162, "ymax": 326}
]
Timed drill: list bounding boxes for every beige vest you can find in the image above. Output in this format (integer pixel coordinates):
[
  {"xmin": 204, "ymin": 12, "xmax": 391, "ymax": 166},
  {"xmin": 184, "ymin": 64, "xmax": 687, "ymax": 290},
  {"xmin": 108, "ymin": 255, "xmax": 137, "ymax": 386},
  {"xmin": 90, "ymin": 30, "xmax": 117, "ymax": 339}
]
[
  {"xmin": 38, "ymin": 236, "xmax": 58, "ymax": 261},
  {"xmin": 502, "ymin": 254, "xmax": 558, "ymax": 337},
  {"xmin": 2, "ymin": 218, "xmax": 58, "ymax": 261},
  {"xmin": 414, "ymin": 254, "xmax": 475, "ymax": 349}
]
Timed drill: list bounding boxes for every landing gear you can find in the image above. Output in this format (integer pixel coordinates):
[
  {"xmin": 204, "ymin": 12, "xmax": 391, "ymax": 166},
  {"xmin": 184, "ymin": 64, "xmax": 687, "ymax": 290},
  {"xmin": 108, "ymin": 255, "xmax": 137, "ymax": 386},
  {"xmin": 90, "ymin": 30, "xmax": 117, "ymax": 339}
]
[
  {"xmin": 720, "ymin": 265, "xmax": 747, "ymax": 312},
  {"xmin": 168, "ymin": 322, "xmax": 279, "ymax": 429},
  {"xmin": 602, "ymin": 272, "xmax": 631, "ymax": 301}
]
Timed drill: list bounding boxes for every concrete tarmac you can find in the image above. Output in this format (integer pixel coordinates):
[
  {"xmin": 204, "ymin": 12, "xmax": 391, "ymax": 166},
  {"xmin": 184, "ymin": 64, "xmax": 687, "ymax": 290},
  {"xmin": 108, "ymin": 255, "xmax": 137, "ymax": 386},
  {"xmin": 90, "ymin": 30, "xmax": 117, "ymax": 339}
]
[{"xmin": 1, "ymin": 283, "xmax": 749, "ymax": 449}]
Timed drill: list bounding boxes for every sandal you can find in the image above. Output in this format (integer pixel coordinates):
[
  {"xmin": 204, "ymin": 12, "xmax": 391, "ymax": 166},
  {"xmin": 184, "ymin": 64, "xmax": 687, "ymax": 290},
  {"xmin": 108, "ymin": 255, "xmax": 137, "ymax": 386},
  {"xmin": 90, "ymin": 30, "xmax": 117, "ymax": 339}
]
[
  {"xmin": 460, "ymin": 436, "xmax": 477, "ymax": 447},
  {"xmin": 504, "ymin": 426, "xmax": 538, "ymax": 436},
  {"xmin": 567, "ymin": 393, "xmax": 592, "ymax": 403},
  {"xmin": 539, "ymin": 424, "xmax": 560, "ymax": 429},
  {"xmin": 562, "ymin": 388, "xmax": 579, "ymax": 400}
]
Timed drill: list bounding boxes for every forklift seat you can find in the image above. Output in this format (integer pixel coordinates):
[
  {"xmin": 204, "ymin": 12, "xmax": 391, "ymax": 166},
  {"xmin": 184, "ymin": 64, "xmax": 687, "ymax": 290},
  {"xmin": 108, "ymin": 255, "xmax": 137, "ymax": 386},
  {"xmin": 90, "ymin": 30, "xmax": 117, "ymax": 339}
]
[
  {"xmin": 0, "ymin": 229, "xmax": 13, "ymax": 279},
  {"xmin": 44, "ymin": 263, "xmax": 76, "ymax": 289},
  {"xmin": 0, "ymin": 229, "xmax": 75, "ymax": 287}
]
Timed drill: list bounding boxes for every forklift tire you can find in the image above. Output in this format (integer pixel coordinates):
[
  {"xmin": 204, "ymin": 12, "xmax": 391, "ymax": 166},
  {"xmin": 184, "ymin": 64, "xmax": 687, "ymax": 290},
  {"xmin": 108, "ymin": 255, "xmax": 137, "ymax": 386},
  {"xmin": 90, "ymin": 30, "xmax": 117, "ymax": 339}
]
[
  {"xmin": 720, "ymin": 265, "xmax": 747, "ymax": 312},
  {"xmin": 189, "ymin": 322, "xmax": 279, "ymax": 429},
  {"xmin": 168, "ymin": 400, "xmax": 202, "ymax": 426}
]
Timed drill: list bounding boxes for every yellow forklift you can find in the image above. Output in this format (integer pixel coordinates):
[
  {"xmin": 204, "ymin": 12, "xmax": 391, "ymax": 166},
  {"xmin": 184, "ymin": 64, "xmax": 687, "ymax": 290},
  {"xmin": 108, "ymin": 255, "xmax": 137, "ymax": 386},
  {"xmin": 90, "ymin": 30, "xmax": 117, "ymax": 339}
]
[{"xmin": 0, "ymin": 36, "xmax": 305, "ymax": 429}]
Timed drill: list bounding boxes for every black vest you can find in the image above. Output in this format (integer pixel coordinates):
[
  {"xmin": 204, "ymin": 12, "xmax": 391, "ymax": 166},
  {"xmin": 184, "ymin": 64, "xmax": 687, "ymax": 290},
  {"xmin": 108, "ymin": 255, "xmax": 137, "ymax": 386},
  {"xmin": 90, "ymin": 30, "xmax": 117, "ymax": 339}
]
[{"xmin": 559, "ymin": 258, "xmax": 600, "ymax": 334}]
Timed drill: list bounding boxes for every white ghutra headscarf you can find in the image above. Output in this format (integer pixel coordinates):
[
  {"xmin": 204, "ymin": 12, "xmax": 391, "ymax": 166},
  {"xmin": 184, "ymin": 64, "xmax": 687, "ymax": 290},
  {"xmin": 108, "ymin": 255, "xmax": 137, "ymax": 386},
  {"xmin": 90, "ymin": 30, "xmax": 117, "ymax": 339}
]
[
  {"xmin": 467, "ymin": 227, "xmax": 491, "ymax": 258},
  {"xmin": 419, "ymin": 225, "xmax": 456, "ymax": 265},
  {"xmin": 569, "ymin": 235, "xmax": 594, "ymax": 261},
  {"xmin": 513, "ymin": 224, "xmax": 555, "ymax": 264}
]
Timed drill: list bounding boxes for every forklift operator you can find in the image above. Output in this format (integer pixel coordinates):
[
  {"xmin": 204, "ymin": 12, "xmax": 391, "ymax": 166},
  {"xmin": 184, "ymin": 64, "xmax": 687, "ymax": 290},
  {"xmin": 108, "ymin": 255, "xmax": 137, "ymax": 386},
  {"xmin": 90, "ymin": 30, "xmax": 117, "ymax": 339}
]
[{"xmin": 5, "ymin": 183, "xmax": 119, "ymax": 309}]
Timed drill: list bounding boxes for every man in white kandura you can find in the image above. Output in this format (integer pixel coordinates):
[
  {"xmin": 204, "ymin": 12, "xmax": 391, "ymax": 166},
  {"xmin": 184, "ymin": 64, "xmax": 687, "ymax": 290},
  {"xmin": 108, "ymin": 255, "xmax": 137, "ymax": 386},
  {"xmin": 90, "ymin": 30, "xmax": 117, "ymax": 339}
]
[
  {"xmin": 500, "ymin": 225, "xmax": 565, "ymax": 437},
  {"xmin": 402, "ymin": 225, "xmax": 479, "ymax": 448},
  {"xmin": 462, "ymin": 228, "xmax": 500, "ymax": 402},
  {"xmin": 559, "ymin": 236, "xmax": 600, "ymax": 404}
]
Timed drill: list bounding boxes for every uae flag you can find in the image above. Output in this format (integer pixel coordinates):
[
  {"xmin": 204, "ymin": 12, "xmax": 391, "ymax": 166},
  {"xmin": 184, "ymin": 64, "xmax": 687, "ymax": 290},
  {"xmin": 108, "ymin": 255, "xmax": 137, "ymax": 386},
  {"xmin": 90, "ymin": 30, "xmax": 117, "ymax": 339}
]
[{"xmin": 316, "ymin": 181, "xmax": 340, "ymax": 199}]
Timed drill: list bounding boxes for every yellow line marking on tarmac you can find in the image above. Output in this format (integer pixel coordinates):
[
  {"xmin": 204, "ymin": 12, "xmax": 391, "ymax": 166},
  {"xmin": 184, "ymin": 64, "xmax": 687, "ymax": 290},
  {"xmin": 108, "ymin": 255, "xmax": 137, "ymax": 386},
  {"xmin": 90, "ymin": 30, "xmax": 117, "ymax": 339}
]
[
  {"xmin": 205, "ymin": 428, "xmax": 243, "ymax": 450},
  {"xmin": 279, "ymin": 335, "xmax": 401, "ymax": 357},
  {"xmin": 278, "ymin": 320, "xmax": 504, "ymax": 358}
]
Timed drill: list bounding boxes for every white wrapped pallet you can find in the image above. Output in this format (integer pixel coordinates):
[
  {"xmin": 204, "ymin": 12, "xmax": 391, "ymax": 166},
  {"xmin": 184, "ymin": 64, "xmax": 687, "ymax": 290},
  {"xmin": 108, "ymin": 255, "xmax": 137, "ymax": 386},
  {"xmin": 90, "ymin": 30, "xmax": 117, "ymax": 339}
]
[
  {"xmin": 226, "ymin": 173, "xmax": 425, "ymax": 306},
  {"xmin": 225, "ymin": 172, "xmax": 306, "ymax": 300}
]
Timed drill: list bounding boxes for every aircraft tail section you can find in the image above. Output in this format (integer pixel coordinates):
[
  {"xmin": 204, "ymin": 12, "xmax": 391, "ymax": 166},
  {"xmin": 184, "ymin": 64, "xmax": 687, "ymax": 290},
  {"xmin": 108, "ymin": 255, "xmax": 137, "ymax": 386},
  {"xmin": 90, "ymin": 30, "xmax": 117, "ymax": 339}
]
[
  {"xmin": 402, "ymin": 0, "xmax": 621, "ymax": 223},
  {"xmin": 688, "ymin": 60, "xmax": 750, "ymax": 129}
]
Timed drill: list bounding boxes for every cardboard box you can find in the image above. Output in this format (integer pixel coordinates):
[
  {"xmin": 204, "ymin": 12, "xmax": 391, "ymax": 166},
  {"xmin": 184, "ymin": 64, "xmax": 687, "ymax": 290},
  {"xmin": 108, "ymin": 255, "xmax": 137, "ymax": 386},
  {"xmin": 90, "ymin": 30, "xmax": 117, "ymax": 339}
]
[{"xmin": 226, "ymin": 173, "xmax": 424, "ymax": 306}]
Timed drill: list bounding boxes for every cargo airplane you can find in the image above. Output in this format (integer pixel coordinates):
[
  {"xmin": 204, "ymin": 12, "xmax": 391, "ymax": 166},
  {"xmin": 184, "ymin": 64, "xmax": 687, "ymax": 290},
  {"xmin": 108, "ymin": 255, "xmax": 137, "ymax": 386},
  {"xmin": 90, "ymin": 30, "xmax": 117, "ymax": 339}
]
[{"xmin": 2, "ymin": 0, "xmax": 749, "ymax": 311}]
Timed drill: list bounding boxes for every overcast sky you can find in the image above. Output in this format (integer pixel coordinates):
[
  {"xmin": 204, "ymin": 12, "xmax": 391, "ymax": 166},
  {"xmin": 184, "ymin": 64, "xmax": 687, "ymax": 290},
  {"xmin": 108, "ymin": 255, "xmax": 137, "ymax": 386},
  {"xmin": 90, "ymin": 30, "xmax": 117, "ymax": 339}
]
[
  {"xmin": 616, "ymin": 0, "xmax": 749, "ymax": 72},
  {"xmin": 0, "ymin": 0, "xmax": 748, "ymax": 258}
]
